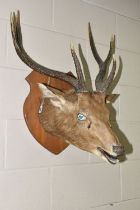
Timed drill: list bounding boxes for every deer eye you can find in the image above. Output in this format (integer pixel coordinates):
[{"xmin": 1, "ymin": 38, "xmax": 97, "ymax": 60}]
[{"xmin": 77, "ymin": 113, "xmax": 86, "ymax": 121}]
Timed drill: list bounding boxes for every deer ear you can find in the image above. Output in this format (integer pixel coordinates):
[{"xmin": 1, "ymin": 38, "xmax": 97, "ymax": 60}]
[
  {"xmin": 38, "ymin": 83, "xmax": 66, "ymax": 110},
  {"xmin": 106, "ymin": 94, "xmax": 119, "ymax": 103}
]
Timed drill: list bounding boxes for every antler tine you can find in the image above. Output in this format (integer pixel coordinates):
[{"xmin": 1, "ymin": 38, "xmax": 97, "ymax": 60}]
[
  {"xmin": 10, "ymin": 11, "xmax": 86, "ymax": 92},
  {"xmin": 101, "ymin": 57, "xmax": 117, "ymax": 92},
  {"xmin": 78, "ymin": 44, "xmax": 93, "ymax": 92},
  {"xmin": 104, "ymin": 35, "xmax": 115, "ymax": 66},
  {"xmin": 70, "ymin": 45, "xmax": 86, "ymax": 91},
  {"xmin": 88, "ymin": 22, "xmax": 103, "ymax": 65}
]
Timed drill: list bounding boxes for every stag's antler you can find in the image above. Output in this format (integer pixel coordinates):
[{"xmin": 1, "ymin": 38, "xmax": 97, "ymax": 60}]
[
  {"xmin": 11, "ymin": 11, "xmax": 117, "ymax": 94},
  {"xmin": 10, "ymin": 11, "xmax": 87, "ymax": 92},
  {"xmin": 88, "ymin": 23, "xmax": 116, "ymax": 93}
]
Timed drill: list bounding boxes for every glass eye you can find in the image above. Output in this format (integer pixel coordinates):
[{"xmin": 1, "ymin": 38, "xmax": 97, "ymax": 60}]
[{"xmin": 77, "ymin": 113, "xmax": 86, "ymax": 121}]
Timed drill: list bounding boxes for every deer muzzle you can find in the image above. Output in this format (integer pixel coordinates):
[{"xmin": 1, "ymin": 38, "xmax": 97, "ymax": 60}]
[
  {"xmin": 97, "ymin": 144, "xmax": 125, "ymax": 164},
  {"xmin": 112, "ymin": 145, "xmax": 124, "ymax": 156}
]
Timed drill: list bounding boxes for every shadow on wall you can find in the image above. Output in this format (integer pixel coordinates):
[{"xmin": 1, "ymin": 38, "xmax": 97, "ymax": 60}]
[
  {"xmin": 112, "ymin": 120, "xmax": 133, "ymax": 162},
  {"xmin": 79, "ymin": 45, "xmax": 133, "ymax": 162},
  {"xmin": 109, "ymin": 57, "xmax": 133, "ymax": 162}
]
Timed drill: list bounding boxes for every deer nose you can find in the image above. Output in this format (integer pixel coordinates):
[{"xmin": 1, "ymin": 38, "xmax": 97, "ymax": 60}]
[{"xmin": 112, "ymin": 145, "xmax": 124, "ymax": 156}]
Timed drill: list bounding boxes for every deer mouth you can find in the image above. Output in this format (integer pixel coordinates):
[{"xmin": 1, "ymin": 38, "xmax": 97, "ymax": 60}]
[{"xmin": 97, "ymin": 147, "xmax": 118, "ymax": 164}]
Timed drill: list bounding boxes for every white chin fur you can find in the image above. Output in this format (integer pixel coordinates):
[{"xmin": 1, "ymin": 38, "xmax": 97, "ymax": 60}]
[
  {"xmin": 93, "ymin": 149, "xmax": 102, "ymax": 158},
  {"xmin": 92, "ymin": 149, "xmax": 119, "ymax": 164},
  {"xmin": 93, "ymin": 150, "xmax": 107, "ymax": 162}
]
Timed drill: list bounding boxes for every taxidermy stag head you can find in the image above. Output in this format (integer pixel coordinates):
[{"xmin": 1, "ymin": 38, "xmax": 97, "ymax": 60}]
[{"xmin": 10, "ymin": 11, "xmax": 124, "ymax": 164}]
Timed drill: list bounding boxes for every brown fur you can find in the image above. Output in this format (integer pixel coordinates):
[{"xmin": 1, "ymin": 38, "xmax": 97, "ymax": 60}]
[{"xmin": 39, "ymin": 89, "xmax": 121, "ymax": 156}]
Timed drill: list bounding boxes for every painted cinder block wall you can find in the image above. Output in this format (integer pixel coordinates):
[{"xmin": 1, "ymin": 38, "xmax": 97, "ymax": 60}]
[{"xmin": 0, "ymin": 0, "xmax": 140, "ymax": 209}]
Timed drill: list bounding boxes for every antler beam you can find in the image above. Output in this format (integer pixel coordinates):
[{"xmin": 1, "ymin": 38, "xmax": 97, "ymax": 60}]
[
  {"xmin": 10, "ymin": 11, "xmax": 87, "ymax": 92},
  {"xmin": 71, "ymin": 46, "xmax": 86, "ymax": 91}
]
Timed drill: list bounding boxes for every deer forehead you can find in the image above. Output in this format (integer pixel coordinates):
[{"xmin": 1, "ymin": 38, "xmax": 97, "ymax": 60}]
[{"xmin": 77, "ymin": 93, "xmax": 108, "ymax": 114}]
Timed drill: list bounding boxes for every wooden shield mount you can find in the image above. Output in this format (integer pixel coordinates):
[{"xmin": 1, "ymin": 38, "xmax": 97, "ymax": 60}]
[{"xmin": 23, "ymin": 70, "xmax": 74, "ymax": 154}]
